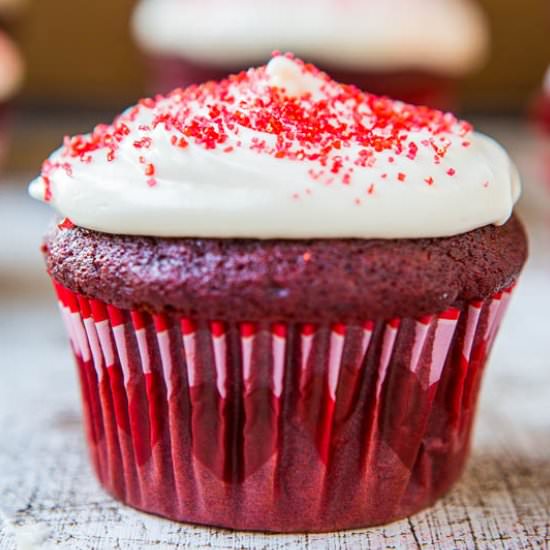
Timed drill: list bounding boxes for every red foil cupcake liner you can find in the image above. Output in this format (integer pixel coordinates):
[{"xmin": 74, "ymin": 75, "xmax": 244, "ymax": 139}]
[{"xmin": 53, "ymin": 280, "xmax": 515, "ymax": 532}]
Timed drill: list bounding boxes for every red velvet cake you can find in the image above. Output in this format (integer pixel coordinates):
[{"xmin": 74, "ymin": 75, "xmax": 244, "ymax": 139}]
[{"xmin": 30, "ymin": 55, "xmax": 527, "ymax": 532}]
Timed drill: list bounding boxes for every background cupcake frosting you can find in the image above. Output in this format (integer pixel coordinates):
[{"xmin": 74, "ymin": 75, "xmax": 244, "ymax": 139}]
[
  {"xmin": 132, "ymin": 0, "xmax": 489, "ymax": 76},
  {"xmin": 131, "ymin": 0, "xmax": 490, "ymax": 107}
]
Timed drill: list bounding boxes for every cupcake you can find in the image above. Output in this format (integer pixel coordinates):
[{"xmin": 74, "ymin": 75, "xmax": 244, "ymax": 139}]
[
  {"xmin": 29, "ymin": 55, "xmax": 527, "ymax": 532},
  {"xmin": 132, "ymin": 0, "xmax": 489, "ymax": 108}
]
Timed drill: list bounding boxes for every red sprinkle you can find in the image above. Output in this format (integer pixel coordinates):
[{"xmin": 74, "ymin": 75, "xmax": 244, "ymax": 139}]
[
  {"xmin": 133, "ymin": 137, "xmax": 152, "ymax": 149},
  {"xmin": 42, "ymin": 176, "xmax": 52, "ymax": 202},
  {"xmin": 447, "ymin": 168, "xmax": 456, "ymax": 176},
  {"xmin": 140, "ymin": 98, "xmax": 156, "ymax": 109},
  {"xmin": 145, "ymin": 163, "xmax": 155, "ymax": 176},
  {"xmin": 397, "ymin": 172, "xmax": 406, "ymax": 182},
  {"xmin": 58, "ymin": 218, "xmax": 75, "ymax": 230},
  {"xmin": 407, "ymin": 142, "xmax": 418, "ymax": 160}
]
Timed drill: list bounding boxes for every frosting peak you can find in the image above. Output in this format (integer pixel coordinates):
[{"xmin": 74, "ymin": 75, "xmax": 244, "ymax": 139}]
[
  {"xmin": 30, "ymin": 55, "xmax": 520, "ymax": 240},
  {"xmin": 266, "ymin": 55, "xmax": 323, "ymax": 98}
]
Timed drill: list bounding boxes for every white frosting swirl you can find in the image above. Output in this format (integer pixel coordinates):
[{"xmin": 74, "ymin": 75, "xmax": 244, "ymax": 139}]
[
  {"xmin": 132, "ymin": 0, "xmax": 489, "ymax": 76},
  {"xmin": 29, "ymin": 56, "xmax": 520, "ymax": 240}
]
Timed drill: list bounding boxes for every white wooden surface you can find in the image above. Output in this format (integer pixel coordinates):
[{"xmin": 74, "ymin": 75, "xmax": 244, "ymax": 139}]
[{"xmin": 1, "ymin": 120, "xmax": 549, "ymax": 549}]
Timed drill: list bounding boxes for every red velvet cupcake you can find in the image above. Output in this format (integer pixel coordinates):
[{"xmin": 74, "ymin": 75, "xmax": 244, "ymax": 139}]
[
  {"xmin": 30, "ymin": 56, "xmax": 527, "ymax": 532},
  {"xmin": 132, "ymin": 0, "xmax": 489, "ymax": 108}
]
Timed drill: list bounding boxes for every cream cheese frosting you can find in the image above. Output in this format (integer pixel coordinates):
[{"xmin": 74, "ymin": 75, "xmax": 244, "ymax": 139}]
[
  {"xmin": 132, "ymin": 0, "xmax": 489, "ymax": 76},
  {"xmin": 29, "ymin": 55, "xmax": 520, "ymax": 240}
]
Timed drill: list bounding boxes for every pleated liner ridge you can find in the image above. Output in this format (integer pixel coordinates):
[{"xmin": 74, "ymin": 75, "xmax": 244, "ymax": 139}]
[{"xmin": 53, "ymin": 279, "xmax": 514, "ymax": 532}]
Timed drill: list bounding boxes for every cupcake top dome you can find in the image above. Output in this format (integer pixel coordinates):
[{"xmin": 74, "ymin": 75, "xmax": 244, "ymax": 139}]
[
  {"xmin": 132, "ymin": 0, "xmax": 489, "ymax": 76},
  {"xmin": 30, "ymin": 55, "xmax": 520, "ymax": 240}
]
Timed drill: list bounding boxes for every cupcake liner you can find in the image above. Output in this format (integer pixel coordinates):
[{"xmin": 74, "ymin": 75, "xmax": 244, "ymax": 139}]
[{"xmin": 53, "ymin": 280, "xmax": 515, "ymax": 532}]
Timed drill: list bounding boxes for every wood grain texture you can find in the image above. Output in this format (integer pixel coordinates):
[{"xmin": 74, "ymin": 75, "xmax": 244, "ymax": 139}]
[{"xmin": 1, "ymin": 120, "xmax": 550, "ymax": 549}]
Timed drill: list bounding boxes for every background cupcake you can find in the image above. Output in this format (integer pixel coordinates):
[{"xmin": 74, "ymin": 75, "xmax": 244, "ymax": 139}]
[
  {"xmin": 29, "ymin": 56, "xmax": 527, "ymax": 532},
  {"xmin": 132, "ymin": 0, "xmax": 489, "ymax": 108},
  {"xmin": 0, "ymin": 0, "xmax": 24, "ymax": 167}
]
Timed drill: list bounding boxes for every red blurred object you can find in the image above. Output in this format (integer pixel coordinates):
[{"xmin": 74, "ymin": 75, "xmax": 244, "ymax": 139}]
[{"xmin": 530, "ymin": 66, "xmax": 550, "ymax": 133}]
